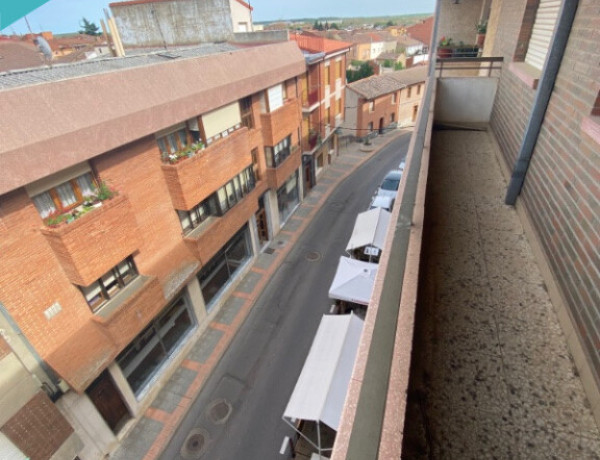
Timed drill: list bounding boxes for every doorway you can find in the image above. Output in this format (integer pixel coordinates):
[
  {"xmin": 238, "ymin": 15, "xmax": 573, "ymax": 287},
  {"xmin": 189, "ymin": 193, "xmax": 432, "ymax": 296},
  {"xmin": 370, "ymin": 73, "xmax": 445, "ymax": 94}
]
[
  {"xmin": 378, "ymin": 117, "xmax": 384, "ymax": 134},
  {"xmin": 86, "ymin": 371, "xmax": 131, "ymax": 433}
]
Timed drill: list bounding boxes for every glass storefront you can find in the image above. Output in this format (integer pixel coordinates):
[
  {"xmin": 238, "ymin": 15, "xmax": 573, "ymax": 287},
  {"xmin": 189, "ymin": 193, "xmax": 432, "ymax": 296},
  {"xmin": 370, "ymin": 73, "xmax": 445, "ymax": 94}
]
[
  {"xmin": 116, "ymin": 295, "xmax": 195, "ymax": 397},
  {"xmin": 197, "ymin": 225, "xmax": 252, "ymax": 309},
  {"xmin": 277, "ymin": 171, "xmax": 300, "ymax": 224}
]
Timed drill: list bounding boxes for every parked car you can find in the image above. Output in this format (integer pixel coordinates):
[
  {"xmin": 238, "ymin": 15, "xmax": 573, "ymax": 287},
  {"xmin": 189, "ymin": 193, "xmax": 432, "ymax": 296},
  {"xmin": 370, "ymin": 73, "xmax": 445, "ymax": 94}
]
[
  {"xmin": 376, "ymin": 169, "xmax": 402, "ymax": 199},
  {"xmin": 369, "ymin": 194, "xmax": 394, "ymax": 212}
]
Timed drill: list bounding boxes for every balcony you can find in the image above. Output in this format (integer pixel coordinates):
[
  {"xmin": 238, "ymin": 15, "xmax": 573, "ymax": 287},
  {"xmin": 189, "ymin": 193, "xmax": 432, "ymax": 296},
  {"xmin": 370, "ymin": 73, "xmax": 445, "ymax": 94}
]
[
  {"xmin": 332, "ymin": 58, "xmax": 599, "ymax": 458},
  {"xmin": 302, "ymin": 89, "xmax": 320, "ymax": 113},
  {"xmin": 41, "ymin": 194, "xmax": 139, "ymax": 286},
  {"xmin": 161, "ymin": 128, "xmax": 251, "ymax": 210},
  {"xmin": 266, "ymin": 146, "xmax": 301, "ymax": 190},
  {"xmin": 184, "ymin": 184, "xmax": 261, "ymax": 263},
  {"xmin": 91, "ymin": 276, "xmax": 165, "ymax": 349},
  {"xmin": 260, "ymin": 99, "xmax": 301, "ymax": 147}
]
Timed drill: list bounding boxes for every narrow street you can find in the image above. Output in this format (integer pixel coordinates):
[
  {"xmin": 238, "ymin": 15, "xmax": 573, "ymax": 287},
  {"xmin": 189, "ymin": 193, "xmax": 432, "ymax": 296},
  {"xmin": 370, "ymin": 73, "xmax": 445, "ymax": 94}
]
[{"xmin": 159, "ymin": 132, "xmax": 411, "ymax": 460}]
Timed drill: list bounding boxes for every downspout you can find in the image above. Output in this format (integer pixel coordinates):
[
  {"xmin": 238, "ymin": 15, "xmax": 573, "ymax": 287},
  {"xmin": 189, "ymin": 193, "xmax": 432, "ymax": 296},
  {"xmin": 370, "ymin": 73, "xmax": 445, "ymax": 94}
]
[{"xmin": 505, "ymin": 0, "xmax": 579, "ymax": 205}]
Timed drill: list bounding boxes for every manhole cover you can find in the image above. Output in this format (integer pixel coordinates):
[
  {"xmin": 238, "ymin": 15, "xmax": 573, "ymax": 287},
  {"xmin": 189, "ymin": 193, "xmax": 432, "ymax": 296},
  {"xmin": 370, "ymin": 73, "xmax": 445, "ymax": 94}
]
[
  {"xmin": 305, "ymin": 251, "xmax": 321, "ymax": 262},
  {"xmin": 207, "ymin": 398, "xmax": 232, "ymax": 425},
  {"xmin": 181, "ymin": 428, "xmax": 209, "ymax": 459}
]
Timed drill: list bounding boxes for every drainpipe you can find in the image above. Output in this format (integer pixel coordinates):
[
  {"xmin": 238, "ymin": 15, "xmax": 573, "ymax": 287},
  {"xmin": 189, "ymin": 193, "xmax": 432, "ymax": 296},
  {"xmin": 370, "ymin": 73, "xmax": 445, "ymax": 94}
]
[{"xmin": 505, "ymin": 0, "xmax": 579, "ymax": 205}]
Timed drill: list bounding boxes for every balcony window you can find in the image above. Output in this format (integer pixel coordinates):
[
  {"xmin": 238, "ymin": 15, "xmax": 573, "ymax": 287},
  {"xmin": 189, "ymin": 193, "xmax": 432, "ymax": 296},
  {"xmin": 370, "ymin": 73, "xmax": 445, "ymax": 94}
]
[
  {"xmin": 240, "ymin": 96, "xmax": 254, "ymax": 129},
  {"xmin": 265, "ymin": 135, "xmax": 292, "ymax": 168},
  {"xmin": 32, "ymin": 172, "xmax": 97, "ymax": 219},
  {"xmin": 80, "ymin": 256, "xmax": 138, "ymax": 312},
  {"xmin": 157, "ymin": 126, "xmax": 192, "ymax": 159},
  {"xmin": 263, "ymin": 84, "xmax": 285, "ymax": 113},
  {"xmin": 202, "ymin": 102, "xmax": 242, "ymax": 145},
  {"xmin": 177, "ymin": 167, "xmax": 256, "ymax": 234}
]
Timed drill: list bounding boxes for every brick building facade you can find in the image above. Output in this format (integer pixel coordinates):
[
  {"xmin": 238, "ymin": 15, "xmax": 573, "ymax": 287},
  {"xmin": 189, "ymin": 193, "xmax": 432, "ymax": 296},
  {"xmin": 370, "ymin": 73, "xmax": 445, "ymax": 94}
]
[
  {"xmin": 0, "ymin": 41, "xmax": 305, "ymax": 458},
  {"xmin": 290, "ymin": 34, "xmax": 351, "ymax": 192},
  {"xmin": 344, "ymin": 66, "xmax": 427, "ymax": 139}
]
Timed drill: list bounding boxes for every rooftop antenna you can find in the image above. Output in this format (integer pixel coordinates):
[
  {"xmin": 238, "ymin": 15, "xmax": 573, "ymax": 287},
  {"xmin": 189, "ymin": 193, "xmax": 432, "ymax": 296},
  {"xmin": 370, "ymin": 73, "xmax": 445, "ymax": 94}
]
[{"xmin": 24, "ymin": 15, "xmax": 33, "ymax": 34}]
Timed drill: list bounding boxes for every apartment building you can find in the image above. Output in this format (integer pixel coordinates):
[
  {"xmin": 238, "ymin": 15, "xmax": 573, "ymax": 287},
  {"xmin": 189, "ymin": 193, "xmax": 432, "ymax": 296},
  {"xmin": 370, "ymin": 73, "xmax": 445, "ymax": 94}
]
[
  {"xmin": 0, "ymin": 41, "xmax": 305, "ymax": 459},
  {"xmin": 344, "ymin": 66, "xmax": 427, "ymax": 138},
  {"xmin": 290, "ymin": 33, "xmax": 351, "ymax": 191}
]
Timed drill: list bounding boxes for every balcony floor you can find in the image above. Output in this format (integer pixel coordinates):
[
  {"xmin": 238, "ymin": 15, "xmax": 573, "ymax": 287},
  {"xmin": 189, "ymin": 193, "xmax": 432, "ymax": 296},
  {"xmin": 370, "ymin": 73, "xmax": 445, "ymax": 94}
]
[{"xmin": 403, "ymin": 129, "xmax": 600, "ymax": 458}]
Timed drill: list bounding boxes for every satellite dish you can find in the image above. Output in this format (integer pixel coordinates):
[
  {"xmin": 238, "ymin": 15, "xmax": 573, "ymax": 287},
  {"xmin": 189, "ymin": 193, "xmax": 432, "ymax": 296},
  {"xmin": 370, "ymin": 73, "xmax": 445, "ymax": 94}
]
[{"xmin": 33, "ymin": 36, "xmax": 53, "ymax": 61}]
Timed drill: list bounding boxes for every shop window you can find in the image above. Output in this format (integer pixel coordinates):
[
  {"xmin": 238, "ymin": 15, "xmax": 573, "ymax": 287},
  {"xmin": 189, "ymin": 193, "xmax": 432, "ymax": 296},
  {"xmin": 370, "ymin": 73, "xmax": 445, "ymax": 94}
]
[
  {"xmin": 80, "ymin": 256, "xmax": 138, "ymax": 312},
  {"xmin": 32, "ymin": 172, "xmax": 97, "ymax": 219},
  {"xmin": 277, "ymin": 172, "xmax": 299, "ymax": 224},
  {"xmin": 116, "ymin": 295, "xmax": 195, "ymax": 396},
  {"xmin": 197, "ymin": 225, "xmax": 252, "ymax": 307}
]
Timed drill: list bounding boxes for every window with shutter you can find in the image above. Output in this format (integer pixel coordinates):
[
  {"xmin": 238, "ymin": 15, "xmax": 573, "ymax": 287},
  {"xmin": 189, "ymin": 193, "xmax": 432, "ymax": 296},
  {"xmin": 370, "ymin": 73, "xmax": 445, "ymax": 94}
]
[{"xmin": 524, "ymin": 0, "xmax": 561, "ymax": 70}]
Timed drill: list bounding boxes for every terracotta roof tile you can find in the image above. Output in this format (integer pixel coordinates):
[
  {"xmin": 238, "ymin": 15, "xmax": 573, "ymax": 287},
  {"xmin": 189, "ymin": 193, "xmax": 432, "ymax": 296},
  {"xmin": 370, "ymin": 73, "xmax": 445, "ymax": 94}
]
[
  {"xmin": 406, "ymin": 16, "xmax": 434, "ymax": 47},
  {"xmin": 347, "ymin": 66, "xmax": 427, "ymax": 100},
  {"xmin": 0, "ymin": 41, "xmax": 44, "ymax": 72},
  {"xmin": 290, "ymin": 33, "xmax": 351, "ymax": 54}
]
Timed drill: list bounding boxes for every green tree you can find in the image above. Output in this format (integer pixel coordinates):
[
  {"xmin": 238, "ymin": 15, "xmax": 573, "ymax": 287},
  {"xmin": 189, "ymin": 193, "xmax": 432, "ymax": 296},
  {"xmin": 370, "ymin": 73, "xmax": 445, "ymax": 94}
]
[
  {"xmin": 383, "ymin": 59, "xmax": 393, "ymax": 68},
  {"xmin": 330, "ymin": 22, "xmax": 340, "ymax": 30},
  {"xmin": 79, "ymin": 17, "xmax": 101, "ymax": 36},
  {"xmin": 313, "ymin": 20, "xmax": 324, "ymax": 31},
  {"xmin": 386, "ymin": 20, "xmax": 395, "ymax": 27},
  {"xmin": 394, "ymin": 62, "xmax": 404, "ymax": 70},
  {"xmin": 347, "ymin": 62, "xmax": 374, "ymax": 83}
]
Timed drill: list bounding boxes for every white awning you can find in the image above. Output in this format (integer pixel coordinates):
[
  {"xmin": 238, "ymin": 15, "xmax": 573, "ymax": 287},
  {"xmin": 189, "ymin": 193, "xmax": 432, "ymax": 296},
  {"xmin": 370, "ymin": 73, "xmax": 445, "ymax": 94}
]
[
  {"xmin": 345, "ymin": 207, "xmax": 391, "ymax": 252},
  {"xmin": 328, "ymin": 256, "xmax": 378, "ymax": 306},
  {"xmin": 283, "ymin": 313, "xmax": 364, "ymax": 431}
]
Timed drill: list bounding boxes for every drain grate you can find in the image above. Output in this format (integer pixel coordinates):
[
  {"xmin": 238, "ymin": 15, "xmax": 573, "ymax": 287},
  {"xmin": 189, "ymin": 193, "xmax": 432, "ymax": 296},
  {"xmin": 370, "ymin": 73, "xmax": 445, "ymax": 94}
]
[
  {"xmin": 305, "ymin": 251, "xmax": 322, "ymax": 262},
  {"xmin": 181, "ymin": 428, "xmax": 209, "ymax": 459},
  {"xmin": 263, "ymin": 247, "xmax": 275, "ymax": 255},
  {"xmin": 207, "ymin": 398, "xmax": 233, "ymax": 425}
]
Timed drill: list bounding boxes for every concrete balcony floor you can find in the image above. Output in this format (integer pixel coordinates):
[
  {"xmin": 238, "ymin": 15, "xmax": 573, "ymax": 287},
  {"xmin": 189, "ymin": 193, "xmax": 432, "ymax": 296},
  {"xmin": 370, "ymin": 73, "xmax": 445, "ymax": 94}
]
[{"xmin": 403, "ymin": 129, "xmax": 600, "ymax": 458}]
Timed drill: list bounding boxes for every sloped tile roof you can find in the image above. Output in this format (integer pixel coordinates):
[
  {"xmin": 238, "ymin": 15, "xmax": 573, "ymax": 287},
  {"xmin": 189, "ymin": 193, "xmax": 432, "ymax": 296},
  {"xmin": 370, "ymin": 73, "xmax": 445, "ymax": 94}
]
[
  {"xmin": 0, "ymin": 41, "xmax": 44, "ymax": 72},
  {"xmin": 347, "ymin": 66, "xmax": 427, "ymax": 99},
  {"xmin": 290, "ymin": 33, "xmax": 352, "ymax": 54},
  {"xmin": 406, "ymin": 16, "xmax": 434, "ymax": 47}
]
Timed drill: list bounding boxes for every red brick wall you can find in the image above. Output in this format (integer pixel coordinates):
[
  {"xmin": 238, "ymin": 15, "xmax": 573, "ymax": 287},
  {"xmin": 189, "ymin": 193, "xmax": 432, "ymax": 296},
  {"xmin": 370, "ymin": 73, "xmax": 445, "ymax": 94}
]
[
  {"xmin": 41, "ymin": 195, "xmax": 139, "ymax": 286},
  {"xmin": 185, "ymin": 186, "xmax": 260, "ymax": 264},
  {"xmin": 357, "ymin": 93, "xmax": 399, "ymax": 136},
  {"xmin": 1, "ymin": 391, "xmax": 73, "ymax": 460},
  {"xmin": 161, "ymin": 128, "xmax": 252, "ymax": 210},
  {"xmin": 260, "ymin": 99, "xmax": 301, "ymax": 147},
  {"xmin": 490, "ymin": 0, "xmax": 600, "ymax": 383},
  {"xmin": 266, "ymin": 147, "xmax": 302, "ymax": 190}
]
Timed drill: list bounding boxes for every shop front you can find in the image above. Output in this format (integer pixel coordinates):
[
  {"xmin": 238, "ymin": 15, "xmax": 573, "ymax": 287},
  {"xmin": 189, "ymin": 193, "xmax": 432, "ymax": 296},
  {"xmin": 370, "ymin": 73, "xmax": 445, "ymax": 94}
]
[{"xmin": 277, "ymin": 171, "xmax": 300, "ymax": 224}]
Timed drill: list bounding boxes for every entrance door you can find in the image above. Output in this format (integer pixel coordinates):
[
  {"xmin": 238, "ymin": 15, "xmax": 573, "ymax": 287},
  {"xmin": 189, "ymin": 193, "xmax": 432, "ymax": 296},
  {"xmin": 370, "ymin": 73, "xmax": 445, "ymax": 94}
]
[
  {"xmin": 255, "ymin": 196, "xmax": 269, "ymax": 245},
  {"xmin": 86, "ymin": 371, "xmax": 130, "ymax": 433},
  {"xmin": 379, "ymin": 117, "xmax": 384, "ymax": 134},
  {"xmin": 304, "ymin": 161, "xmax": 312, "ymax": 193}
]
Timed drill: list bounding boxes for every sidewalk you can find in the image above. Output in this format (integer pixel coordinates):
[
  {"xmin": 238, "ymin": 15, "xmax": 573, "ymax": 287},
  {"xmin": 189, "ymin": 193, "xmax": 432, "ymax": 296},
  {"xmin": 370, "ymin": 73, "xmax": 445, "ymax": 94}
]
[{"xmin": 111, "ymin": 129, "xmax": 410, "ymax": 460}]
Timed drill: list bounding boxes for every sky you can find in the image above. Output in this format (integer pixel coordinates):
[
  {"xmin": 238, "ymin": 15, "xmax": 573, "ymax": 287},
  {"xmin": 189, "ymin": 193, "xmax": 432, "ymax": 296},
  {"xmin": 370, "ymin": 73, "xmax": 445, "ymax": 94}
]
[{"xmin": 1, "ymin": 0, "xmax": 435, "ymax": 35}]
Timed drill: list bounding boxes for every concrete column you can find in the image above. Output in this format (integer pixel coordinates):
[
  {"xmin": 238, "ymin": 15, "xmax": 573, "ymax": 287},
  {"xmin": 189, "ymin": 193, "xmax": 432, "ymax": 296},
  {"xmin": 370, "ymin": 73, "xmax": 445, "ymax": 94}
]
[
  {"xmin": 247, "ymin": 215, "xmax": 261, "ymax": 256},
  {"xmin": 56, "ymin": 391, "xmax": 116, "ymax": 460},
  {"xmin": 186, "ymin": 276, "xmax": 207, "ymax": 324},
  {"xmin": 107, "ymin": 362, "xmax": 138, "ymax": 416},
  {"xmin": 265, "ymin": 189, "xmax": 280, "ymax": 235}
]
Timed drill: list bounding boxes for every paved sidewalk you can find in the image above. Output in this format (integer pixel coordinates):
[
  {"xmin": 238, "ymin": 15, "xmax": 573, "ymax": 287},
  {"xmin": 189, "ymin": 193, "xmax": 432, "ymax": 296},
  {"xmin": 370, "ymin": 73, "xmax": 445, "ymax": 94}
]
[{"xmin": 110, "ymin": 129, "xmax": 410, "ymax": 460}]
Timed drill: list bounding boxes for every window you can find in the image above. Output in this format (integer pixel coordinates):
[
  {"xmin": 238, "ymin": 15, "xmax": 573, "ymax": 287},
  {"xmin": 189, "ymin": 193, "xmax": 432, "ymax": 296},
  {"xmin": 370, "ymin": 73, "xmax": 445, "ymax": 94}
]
[
  {"xmin": 197, "ymin": 225, "xmax": 252, "ymax": 308},
  {"xmin": 337, "ymin": 60, "xmax": 343, "ymax": 80},
  {"xmin": 265, "ymin": 135, "xmax": 292, "ymax": 168},
  {"xmin": 32, "ymin": 172, "xmax": 97, "ymax": 219},
  {"xmin": 391, "ymin": 92, "xmax": 397, "ymax": 104},
  {"xmin": 325, "ymin": 65, "xmax": 331, "ymax": 85},
  {"xmin": 116, "ymin": 295, "xmax": 195, "ymax": 396},
  {"xmin": 391, "ymin": 113, "xmax": 395, "ymax": 123},
  {"xmin": 266, "ymin": 84, "xmax": 284, "ymax": 112},
  {"xmin": 156, "ymin": 126, "xmax": 191, "ymax": 158},
  {"xmin": 240, "ymin": 96, "xmax": 254, "ymax": 129},
  {"xmin": 177, "ymin": 167, "xmax": 255, "ymax": 233},
  {"xmin": 368, "ymin": 122, "xmax": 374, "ymax": 132},
  {"xmin": 337, "ymin": 98, "xmax": 342, "ymax": 115},
  {"xmin": 80, "ymin": 257, "xmax": 138, "ymax": 312},
  {"xmin": 368, "ymin": 101, "xmax": 374, "ymax": 113},
  {"xmin": 407, "ymin": 86, "xmax": 412, "ymax": 98},
  {"xmin": 251, "ymin": 147, "xmax": 260, "ymax": 180},
  {"xmin": 524, "ymin": 0, "xmax": 560, "ymax": 71},
  {"xmin": 417, "ymin": 84, "xmax": 421, "ymax": 96}
]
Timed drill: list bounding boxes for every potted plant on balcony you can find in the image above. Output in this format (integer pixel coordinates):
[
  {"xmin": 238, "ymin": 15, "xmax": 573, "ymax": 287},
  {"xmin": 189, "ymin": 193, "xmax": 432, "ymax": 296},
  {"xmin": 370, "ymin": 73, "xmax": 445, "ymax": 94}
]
[
  {"xmin": 476, "ymin": 21, "xmax": 487, "ymax": 48},
  {"xmin": 437, "ymin": 36, "xmax": 454, "ymax": 59},
  {"xmin": 453, "ymin": 41, "xmax": 479, "ymax": 58}
]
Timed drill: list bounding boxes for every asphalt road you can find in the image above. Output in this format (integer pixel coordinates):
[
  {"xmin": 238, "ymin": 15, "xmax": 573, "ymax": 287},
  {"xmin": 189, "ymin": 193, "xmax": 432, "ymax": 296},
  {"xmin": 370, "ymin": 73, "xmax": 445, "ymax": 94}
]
[{"xmin": 160, "ymin": 132, "xmax": 411, "ymax": 460}]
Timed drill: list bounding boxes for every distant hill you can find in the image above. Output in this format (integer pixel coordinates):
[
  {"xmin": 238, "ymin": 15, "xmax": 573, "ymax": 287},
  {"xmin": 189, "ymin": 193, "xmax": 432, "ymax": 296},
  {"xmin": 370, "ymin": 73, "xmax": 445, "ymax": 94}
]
[{"xmin": 255, "ymin": 13, "xmax": 432, "ymax": 27}]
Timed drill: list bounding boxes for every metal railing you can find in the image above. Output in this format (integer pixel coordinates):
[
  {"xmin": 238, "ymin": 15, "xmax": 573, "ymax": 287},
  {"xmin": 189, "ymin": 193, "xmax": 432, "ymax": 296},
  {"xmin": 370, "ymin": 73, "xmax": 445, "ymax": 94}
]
[{"xmin": 436, "ymin": 56, "xmax": 504, "ymax": 77}]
